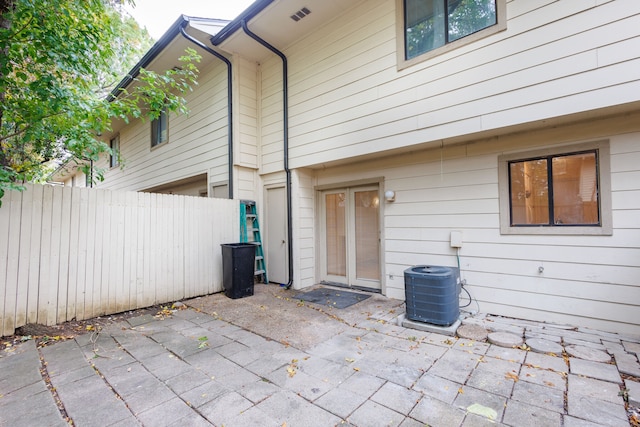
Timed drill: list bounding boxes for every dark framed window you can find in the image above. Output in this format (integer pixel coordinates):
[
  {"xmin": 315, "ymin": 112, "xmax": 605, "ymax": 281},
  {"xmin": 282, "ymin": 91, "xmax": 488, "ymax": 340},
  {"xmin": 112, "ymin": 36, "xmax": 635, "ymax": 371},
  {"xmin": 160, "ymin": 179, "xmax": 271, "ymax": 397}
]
[
  {"xmin": 508, "ymin": 151, "xmax": 599, "ymax": 227},
  {"xmin": 151, "ymin": 108, "xmax": 168, "ymax": 147},
  {"xmin": 498, "ymin": 141, "xmax": 612, "ymax": 236},
  {"xmin": 402, "ymin": 0, "xmax": 501, "ymax": 62},
  {"xmin": 110, "ymin": 135, "xmax": 120, "ymax": 168}
]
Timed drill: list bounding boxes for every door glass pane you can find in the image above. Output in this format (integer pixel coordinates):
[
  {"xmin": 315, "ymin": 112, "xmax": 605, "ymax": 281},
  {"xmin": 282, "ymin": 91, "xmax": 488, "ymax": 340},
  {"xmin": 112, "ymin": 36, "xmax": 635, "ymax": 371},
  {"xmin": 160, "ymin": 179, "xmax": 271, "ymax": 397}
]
[
  {"xmin": 552, "ymin": 152, "xmax": 599, "ymax": 225},
  {"xmin": 509, "ymin": 159, "xmax": 549, "ymax": 225},
  {"xmin": 354, "ymin": 190, "xmax": 380, "ymax": 281},
  {"xmin": 326, "ymin": 193, "xmax": 346, "ymax": 276}
]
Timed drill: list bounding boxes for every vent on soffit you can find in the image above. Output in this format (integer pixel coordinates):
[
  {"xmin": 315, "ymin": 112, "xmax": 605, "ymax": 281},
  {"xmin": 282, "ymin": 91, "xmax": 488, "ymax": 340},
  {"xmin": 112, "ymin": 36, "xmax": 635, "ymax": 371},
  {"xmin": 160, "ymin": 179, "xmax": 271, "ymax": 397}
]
[{"xmin": 290, "ymin": 7, "xmax": 311, "ymax": 22}]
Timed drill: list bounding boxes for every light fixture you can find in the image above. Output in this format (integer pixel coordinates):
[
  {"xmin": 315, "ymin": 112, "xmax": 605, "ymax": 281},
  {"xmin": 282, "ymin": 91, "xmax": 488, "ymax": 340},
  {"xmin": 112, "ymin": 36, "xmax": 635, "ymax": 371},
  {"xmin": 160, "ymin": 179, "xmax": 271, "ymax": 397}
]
[{"xmin": 384, "ymin": 190, "xmax": 396, "ymax": 202}]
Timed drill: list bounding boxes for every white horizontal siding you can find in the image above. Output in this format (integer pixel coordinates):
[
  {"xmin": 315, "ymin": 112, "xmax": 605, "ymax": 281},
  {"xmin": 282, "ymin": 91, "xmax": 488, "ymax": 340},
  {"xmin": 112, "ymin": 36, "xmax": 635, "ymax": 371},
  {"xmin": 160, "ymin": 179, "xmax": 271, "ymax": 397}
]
[
  {"xmin": 98, "ymin": 59, "xmax": 231, "ymax": 192},
  {"xmin": 311, "ymin": 118, "xmax": 640, "ymax": 334},
  {"xmin": 259, "ymin": 0, "xmax": 640, "ymax": 169}
]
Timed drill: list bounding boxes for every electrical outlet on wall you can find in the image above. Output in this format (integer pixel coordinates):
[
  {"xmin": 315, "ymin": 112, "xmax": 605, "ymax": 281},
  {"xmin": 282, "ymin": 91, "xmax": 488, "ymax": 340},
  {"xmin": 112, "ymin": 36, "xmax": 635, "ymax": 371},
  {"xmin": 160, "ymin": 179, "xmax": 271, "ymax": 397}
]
[{"xmin": 450, "ymin": 231, "xmax": 463, "ymax": 248}]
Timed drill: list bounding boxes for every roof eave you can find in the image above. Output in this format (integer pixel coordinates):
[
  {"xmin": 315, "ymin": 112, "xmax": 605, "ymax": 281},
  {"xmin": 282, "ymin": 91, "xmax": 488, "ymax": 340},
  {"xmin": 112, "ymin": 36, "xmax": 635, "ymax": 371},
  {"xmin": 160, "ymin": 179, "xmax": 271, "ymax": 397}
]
[
  {"xmin": 210, "ymin": 0, "xmax": 275, "ymax": 46},
  {"xmin": 107, "ymin": 15, "xmax": 191, "ymax": 101}
]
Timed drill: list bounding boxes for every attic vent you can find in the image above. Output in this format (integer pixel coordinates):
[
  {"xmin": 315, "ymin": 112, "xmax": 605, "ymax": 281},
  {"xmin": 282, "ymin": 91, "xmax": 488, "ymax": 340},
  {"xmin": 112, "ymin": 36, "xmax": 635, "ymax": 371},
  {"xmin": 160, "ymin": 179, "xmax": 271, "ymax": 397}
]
[{"xmin": 290, "ymin": 7, "xmax": 311, "ymax": 22}]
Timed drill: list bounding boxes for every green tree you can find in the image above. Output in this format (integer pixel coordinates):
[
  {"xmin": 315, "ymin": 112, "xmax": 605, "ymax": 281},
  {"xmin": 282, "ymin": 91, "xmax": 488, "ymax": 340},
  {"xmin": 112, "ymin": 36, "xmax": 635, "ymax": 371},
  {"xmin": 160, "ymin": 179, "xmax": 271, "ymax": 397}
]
[{"xmin": 0, "ymin": 0, "xmax": 200, "ymax": 204}]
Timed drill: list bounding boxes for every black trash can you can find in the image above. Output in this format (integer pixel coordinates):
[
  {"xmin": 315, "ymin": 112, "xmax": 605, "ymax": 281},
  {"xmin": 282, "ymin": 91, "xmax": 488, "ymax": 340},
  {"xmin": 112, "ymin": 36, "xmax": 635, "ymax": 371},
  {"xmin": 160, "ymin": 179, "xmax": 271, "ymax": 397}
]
[
  {"xmin": 221, "ymin": 243, "xmax": 256, "ymax": 299},
  {"xmin": 404, "ymin": 265, "xmax": 460, "ymax": 326}
]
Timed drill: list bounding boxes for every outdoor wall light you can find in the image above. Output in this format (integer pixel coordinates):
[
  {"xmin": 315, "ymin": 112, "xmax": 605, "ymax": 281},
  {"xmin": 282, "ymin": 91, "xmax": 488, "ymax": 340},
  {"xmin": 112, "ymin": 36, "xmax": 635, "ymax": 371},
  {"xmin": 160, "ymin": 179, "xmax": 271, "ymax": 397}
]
[{"xmin": 384, "ymin": 190, "xmax": 396, "ymax": 202}]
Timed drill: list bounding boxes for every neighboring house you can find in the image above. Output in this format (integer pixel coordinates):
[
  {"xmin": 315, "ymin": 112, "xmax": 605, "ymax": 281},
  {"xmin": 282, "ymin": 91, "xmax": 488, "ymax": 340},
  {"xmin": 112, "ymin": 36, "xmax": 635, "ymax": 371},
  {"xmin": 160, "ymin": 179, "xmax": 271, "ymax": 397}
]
[
  {"xmin": 49, "ymin": 161, "xmax": 91, "ymax": 188},
  {"xmin": 95, "ymin": 1, "xmax": 640, "ymax": 335}
]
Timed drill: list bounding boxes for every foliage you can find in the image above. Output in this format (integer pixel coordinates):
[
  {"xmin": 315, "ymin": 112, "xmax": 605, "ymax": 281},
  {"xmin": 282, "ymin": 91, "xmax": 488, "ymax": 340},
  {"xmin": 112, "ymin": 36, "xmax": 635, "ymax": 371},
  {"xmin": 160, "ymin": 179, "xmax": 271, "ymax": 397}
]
[{"xmin": 0, "ymin": 0, "xmax": 200, "ymax": 205}]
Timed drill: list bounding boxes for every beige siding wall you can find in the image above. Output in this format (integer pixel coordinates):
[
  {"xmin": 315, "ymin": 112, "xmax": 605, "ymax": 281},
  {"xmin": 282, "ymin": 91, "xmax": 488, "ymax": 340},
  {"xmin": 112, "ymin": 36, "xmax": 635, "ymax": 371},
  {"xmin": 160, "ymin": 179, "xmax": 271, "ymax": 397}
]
[
  {"xmin": 294, "ymin": 169, "xmax": 316, "ymax": 288},
  {"xmin": 263, "ymin": 0, "xmax": 640, "ymax": 168},
  {"xmin": 236, "ymin": 56, "xmax": 259, "ymax": 169},
  {"xmin": 311, "ymin": 115, "xmax": 640, "ymax": 335},
  {"xmin": 97, "ymin": 58, "xmax": 231, "ymax": 192}
]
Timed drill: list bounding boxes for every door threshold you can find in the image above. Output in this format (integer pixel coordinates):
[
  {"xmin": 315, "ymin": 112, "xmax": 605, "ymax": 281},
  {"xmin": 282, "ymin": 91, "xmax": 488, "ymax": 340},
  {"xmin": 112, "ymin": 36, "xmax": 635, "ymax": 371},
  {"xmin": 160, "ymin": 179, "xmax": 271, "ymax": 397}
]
[{"xmin": 319, "ymin": 281, "xmax": 381, "ymax": 294}]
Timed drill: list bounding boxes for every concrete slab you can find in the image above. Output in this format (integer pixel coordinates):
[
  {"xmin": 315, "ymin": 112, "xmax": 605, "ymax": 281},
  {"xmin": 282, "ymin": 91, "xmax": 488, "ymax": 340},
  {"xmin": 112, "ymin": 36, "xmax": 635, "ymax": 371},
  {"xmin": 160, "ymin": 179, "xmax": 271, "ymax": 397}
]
[
  {"xmin": 569, "ymin": 358, "xmax": 622, "ymax": 384},
  {"xmin": 526, "ymin": 338, "xmax": 563, "ymax": 355},
  {"xmin": 565, "ymin": 345, "xmax": 611, "ymax": 362},
  {"xmin": 487, "ymin": 332, "xmax": 523, "ymax": 348},
  {"xmin": 503, "ymin": 400, "xmax": 562, "ymax": 427},
  {"xmin": 626, "ymin": 379, "xmax": 640, "ymax": 407},
  {"xmin": 568, "ymin": 374, "xmax": 625, "ymax": 405},
  {"xmin": 567, "ymin": 393, "xmax": 629, "ymax": 427},
  {"xmin": 456, "ymin": 324, "xmax": 488, "ymax": 342},
  {"xmin": 401, "ymin": 315, "xmax": 461, "ymax": 337}
]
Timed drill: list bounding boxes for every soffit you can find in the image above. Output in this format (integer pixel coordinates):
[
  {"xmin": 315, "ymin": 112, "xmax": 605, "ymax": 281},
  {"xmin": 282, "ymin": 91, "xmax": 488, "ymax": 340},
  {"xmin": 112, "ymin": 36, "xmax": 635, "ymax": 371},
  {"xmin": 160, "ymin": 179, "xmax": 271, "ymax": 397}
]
[{"xmin": 215, "ymin": 0, "xmax": 362, "ymax": 62}]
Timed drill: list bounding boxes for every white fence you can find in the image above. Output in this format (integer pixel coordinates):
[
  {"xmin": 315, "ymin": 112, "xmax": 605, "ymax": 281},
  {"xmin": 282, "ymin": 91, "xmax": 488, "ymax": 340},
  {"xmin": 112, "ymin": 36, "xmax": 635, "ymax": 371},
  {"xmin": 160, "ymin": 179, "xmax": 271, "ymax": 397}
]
[{"xmin": 0, "ymin": 184, "xmax": 239, "ymax": 337}]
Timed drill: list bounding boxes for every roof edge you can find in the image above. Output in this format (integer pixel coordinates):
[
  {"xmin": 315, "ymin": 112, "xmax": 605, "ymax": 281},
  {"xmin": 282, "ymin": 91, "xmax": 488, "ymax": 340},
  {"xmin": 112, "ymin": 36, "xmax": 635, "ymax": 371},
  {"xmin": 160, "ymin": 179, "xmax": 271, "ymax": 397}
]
[
  {"xmin": 108, "ymin": 15, "xmax": 190, "ymax": 101},
  {"xmin": 210, "ymin": 0, "xmax": 275, "ymax": 46}
]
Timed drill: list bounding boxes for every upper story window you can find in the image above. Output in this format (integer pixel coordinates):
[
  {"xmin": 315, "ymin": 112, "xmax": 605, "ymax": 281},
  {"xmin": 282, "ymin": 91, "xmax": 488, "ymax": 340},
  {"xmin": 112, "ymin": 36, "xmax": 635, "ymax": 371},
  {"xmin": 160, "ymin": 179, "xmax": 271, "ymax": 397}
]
[
  {"xmin": 398, "ymin": 0, "xmax": 506, "ymax": 68},
  {"xmin": 498, "ymin": 141, "xmax": 612, "ymax": 235},
  {"xmin": 110, "ymin": 134, "xmax": 120, "ymax": 168},
  {"xmin": 151, "ymin": 108, "xmax": 168, "ymax": 148}
]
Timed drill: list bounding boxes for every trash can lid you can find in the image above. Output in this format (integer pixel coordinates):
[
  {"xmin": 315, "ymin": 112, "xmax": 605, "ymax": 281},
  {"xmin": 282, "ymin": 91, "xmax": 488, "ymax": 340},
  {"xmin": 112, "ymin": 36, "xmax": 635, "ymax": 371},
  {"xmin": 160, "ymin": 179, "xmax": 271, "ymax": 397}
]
[{"xmin": 405, "ymin": 265, "xmax": 454, "ymax": 277}]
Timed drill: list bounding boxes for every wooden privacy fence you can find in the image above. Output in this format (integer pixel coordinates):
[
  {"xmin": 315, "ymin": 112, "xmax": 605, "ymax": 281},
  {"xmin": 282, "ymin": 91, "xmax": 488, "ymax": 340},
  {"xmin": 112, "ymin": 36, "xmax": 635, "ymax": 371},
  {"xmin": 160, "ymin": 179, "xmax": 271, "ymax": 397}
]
[{"xmin": 0, "ymin": 184, "xmax": 239, "ymax": 337}]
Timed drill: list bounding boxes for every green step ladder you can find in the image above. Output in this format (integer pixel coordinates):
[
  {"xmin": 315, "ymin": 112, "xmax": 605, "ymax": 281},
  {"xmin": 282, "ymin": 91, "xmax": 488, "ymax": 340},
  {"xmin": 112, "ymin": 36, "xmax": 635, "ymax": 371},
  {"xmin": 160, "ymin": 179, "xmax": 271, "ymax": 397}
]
[{"xmin": 240, "ymin": 200, "xmax": 268, "ymax": 283}]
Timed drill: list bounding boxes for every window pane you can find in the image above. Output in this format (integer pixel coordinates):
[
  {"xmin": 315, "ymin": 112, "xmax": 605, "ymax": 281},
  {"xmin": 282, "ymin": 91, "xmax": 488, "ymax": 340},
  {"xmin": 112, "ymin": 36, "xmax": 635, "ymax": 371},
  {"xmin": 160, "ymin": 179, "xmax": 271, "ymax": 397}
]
[
  {"xmin": 448, "ymin": 0, "xmax": 497, "ymax": 42},
  {"xmin": 151, "ymin": 109, "xmax": 168, "ymax": 147},
  {"xmin": 326, "ymin": 193, "xmax": 346, "ymax": 276},
  {"xmin": 510, "ymin": 159, "xmax": 549, "ymax": 225},
  {"xmin": 110, "ymin": 135, "xmax": 119, "ymax": 167},
  {"xmin": 405, "ymin": 0, "xmax": 445, "ymax": 59},
  {"xmin": 354, "ymin": 190, "xmax": 380, "ymax": 281},
  {"xmin": 552, "ymin": 153, "xmax": 599, "ymax": 225}
]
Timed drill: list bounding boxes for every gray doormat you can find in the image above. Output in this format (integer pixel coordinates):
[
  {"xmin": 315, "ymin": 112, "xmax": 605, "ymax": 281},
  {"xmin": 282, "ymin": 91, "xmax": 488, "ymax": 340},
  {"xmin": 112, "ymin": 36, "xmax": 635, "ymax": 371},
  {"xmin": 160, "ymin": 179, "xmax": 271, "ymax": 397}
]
[{"xmin": 295, "ymin": 287, "xmax": 371, "ymax": 309}]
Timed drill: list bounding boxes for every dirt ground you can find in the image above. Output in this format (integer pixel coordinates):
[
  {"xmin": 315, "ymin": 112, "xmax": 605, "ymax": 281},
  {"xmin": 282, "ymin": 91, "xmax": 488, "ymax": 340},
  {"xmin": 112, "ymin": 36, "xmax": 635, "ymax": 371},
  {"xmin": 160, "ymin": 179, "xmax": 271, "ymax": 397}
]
[{"xmin": 0, "ymin": 305, "xmax": 163, "ymax": 352}]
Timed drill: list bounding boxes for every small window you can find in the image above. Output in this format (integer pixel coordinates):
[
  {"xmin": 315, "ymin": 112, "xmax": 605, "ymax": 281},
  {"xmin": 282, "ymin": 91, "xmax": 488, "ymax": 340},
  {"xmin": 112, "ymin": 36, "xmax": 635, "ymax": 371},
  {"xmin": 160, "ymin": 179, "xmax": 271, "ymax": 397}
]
[
  {"xmin": 151, "ymin": 108, "xmax": 168, "ymax": 147},
  {"xmin": 498, "ymin": 141, "xmax": 612, "ymax": 235},
  {"xmin": 398, "ymin": 0, "xmax": 506, "ymax": 68},
  {"xmin": 110, "ymin": 135, "xmax": 120, "ymax": 168}
]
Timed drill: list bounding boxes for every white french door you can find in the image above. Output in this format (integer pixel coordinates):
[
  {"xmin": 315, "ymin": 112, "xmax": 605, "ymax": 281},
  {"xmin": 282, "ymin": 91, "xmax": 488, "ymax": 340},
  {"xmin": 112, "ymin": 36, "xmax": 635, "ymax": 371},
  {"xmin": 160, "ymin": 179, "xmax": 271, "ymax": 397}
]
[{"xmin": 320, "ymin": 186, "xmax": 381, "ymax": 290}]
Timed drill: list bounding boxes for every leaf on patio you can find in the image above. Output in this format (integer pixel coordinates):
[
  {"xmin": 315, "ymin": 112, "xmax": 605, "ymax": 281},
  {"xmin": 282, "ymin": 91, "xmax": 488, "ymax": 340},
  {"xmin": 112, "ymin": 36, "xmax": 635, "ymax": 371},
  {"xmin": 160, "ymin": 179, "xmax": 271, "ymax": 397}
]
[
  {"xmin": 505, "ymin": 371, "xmax": 519, "ymax": 382},
  {"xmin": 467, "ymin": 403, "xmax": 497, "ymax": 421},
  {"xmin": 345, "ymin": 358, "xmax": 355, "ymax": 363}
]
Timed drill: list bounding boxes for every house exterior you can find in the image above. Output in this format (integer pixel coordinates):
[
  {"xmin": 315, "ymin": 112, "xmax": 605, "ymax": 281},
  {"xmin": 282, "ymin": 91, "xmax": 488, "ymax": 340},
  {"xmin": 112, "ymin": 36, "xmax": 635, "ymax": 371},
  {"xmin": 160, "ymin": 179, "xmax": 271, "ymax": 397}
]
[{"xmin": 91, "ymin": 0, "xmax": 640, "ymax": 335}]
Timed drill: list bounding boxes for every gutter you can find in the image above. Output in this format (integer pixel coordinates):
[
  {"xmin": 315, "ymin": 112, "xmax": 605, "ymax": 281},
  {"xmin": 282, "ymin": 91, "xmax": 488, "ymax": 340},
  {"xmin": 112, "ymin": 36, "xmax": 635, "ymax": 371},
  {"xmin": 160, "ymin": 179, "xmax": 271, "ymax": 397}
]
[
  {"xmin": 107, "ymin": 16, "xmax": 190, "ymax": 102},
  {"xmin": 179, "ymin": 22, "xmax": 234, "ymax": 199},
  {"xmin": 238, "ymin": 20, "xmax": 294, "ymax": 290},
  {"xmin": 210, "ymin": 0, "xmax": 275, "ymax": 45}
]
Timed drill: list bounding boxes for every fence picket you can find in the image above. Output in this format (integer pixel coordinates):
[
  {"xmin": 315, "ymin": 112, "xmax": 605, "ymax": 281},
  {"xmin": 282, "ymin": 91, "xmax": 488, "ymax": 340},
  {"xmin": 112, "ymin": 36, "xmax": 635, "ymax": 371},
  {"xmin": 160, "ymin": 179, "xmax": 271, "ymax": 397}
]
[{"xmin": 0, "ymin": 184, "xmax": 238, "ymax": 336}]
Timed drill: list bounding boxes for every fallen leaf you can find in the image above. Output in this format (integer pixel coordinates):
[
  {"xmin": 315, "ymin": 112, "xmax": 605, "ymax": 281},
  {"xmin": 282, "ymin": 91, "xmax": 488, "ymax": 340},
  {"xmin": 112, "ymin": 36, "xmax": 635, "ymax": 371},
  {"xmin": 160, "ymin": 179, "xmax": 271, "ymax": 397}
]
[
  {"xmin": 544, "ymin": 381, "xmax": 555, "ymax": 387},
  {"xmin": 345, "ymin": 358, "xmax": 355, "ymax": 363},
  {"xmin": 467, "ymin": 403, "xmax": 497, "ymax": 421},
  {"xmin": 287, "ymin": 367, "xmax": 296, "ymax": 377},
  {"xmin": 505, "ymin": 372, "xmax": 519, "ymax": 382},
  {"xmin": 458, "ymin": 387, "xmax": 464, "ymax": 394},
  {"xmin": 353, "ymin": 367, "xmax": 360, "ymax": 371}
]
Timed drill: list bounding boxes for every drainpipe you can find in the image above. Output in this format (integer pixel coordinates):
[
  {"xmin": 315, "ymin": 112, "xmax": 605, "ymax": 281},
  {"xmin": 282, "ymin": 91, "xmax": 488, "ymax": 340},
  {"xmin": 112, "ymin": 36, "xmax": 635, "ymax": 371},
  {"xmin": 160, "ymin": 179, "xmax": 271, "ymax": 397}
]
[
  {"xmin": 179, "ymin": 24, "xmax": 234, "ymax": 199},
  {"xmin": 240, "ymin": 20, "xmax": 294, "ymax": 290}
]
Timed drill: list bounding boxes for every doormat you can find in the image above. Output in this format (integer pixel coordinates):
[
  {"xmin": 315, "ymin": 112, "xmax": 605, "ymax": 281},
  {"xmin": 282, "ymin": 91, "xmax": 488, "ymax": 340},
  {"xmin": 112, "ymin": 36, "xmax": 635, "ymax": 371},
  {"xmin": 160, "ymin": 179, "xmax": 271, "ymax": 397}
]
[{"xmin": 295, "ymin": 287, "xmax": 371, "ymax": 309}]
